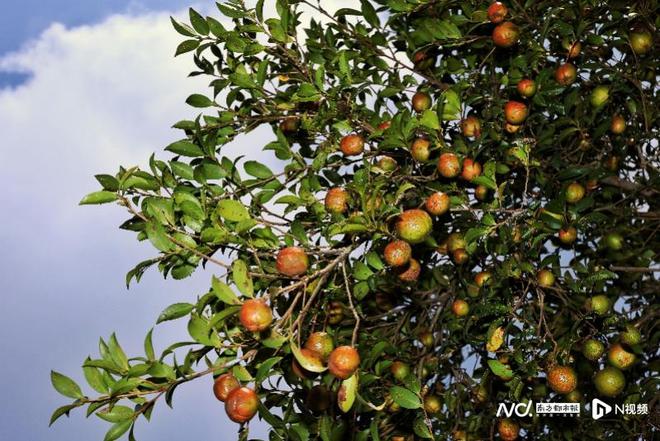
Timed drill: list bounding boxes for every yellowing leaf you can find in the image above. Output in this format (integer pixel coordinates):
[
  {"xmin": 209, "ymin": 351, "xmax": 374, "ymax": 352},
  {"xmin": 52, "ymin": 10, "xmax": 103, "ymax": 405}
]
[
  {"xmin": 338, "ymin": 374, "xmax": 358, "ymax": 413},
  {"xmin": 486, "ymin": 326, "xmax": 505, "ymax": 353}
]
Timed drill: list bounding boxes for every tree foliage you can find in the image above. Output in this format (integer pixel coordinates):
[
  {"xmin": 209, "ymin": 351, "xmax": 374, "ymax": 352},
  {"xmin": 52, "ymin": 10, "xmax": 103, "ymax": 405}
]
[{"xmin": 52, "ymin": 1, "xmax": 658, "ymax": 440}]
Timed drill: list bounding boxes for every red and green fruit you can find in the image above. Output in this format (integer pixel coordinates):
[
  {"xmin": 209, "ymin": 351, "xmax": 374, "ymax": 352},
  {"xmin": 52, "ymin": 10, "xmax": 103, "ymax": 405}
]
[
  {"xmin": 504, "ymin": 101, "xmax": 528, "ymax": 124},
  {"xmin": 213, "ymin": 373, "xmax": 240, "ymax": 402},
  {"xmin": 225, "ymin": 387, "xmax": 259, "ymax": 423},
  {"xmin": 425, "ymin": 191, "xmax": 450, "ymax": 216},
  {"xmin": 276, "ymin": 246, "xmax": 309, "ymax": 277},
  {"xmin": 492, "ymin": 22, "xmax": 519, "ymax": 48},
  {"xmin": 239, "ymin": 299, "xmax": 273, "ymax": 332},
  {"xmin": 547, "ymin": 365, "xmax": 577, "ymax": 395},
  {"xmin": 437, "ymin": 152, "xmax": 461, "ymax": 178},
  {"xmin": 340, "ymin": 134, "xmax": 365, "ymax": 156},
  {"xmin": 396, "ymin": 209, "xmax": 433, "ymax": 243},
  {"xmin": 384, "ymin": 240, "xmax": 412, "ymax": 267},
  {"xmin": 328, "ymin": 346, "xmax": 360, "ymax": 379}
]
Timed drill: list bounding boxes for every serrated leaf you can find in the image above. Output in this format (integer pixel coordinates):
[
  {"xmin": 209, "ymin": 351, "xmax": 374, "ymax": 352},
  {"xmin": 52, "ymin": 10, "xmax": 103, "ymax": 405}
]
[
  {"xmin": 49, "ymin": 404, "xmax": 78, "ymax": 426},
  {"xmin": 96, "ymin": 405, "xmax": 134, "ymax": 423},
  {"xmin": 232, "ymin": 259, "xmax": 253, "ymax": 297},
  {"xmin": 420, "ymin": 109, "xmax": 440, "ymax": 130},
  {"xmin": 211, "ymin": 276, "xmax": 241, "ymax": 304},
  {"xmin": 174, "ymin": 39, "xmax": 199, "ymax": 56},
  {"xmin": 51, "ymin": 371, "xmax": 83, "ymax": 399},
  {"xmin": 413, "ymin": 415, "xmax": 433, "ymax": 438},
  {"xmin": 216, "ymin": 199, "xmax": 250, "ymax": 222}
]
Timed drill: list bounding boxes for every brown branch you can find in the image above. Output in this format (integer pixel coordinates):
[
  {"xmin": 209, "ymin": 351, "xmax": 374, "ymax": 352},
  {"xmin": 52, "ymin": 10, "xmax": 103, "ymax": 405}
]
[{"xmin": 609, "ymin": 266, "xmax": 660, "ymax": 273}]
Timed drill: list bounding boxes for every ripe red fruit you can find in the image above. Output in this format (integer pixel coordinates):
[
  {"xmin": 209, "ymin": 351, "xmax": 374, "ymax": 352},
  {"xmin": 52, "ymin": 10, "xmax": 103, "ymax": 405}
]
[
  {"xmin": 412, "ymin": 91, "xmax": 432, "ymax": 113},
  {"xmin": 547, "ymin": 365, "xmax": 577, "ymax": 395},
  {"xmin": 537, "ymin": 269, "xmax": 555, "ymax": 287},
  {"xmin": 487, "ymin": 2, "xmax": 508, "ymax": 24},
  {"xmin": 504, "ymin": 122, "xmax": 522, "ymax": 133},
  {"xmin": 325, "ymin": 187, "xmax": 349, "ymax": 214},
  {"xmin": 384, "ymin": 240, "xmax": 412, "ymax": 267},
  {"xmin": 558, "ymin": 226, "xmax": 577, "ymax": 245},
  {"xmin": 610, "ymin": 115, "xmax": 626, "ymax": 134},
  {"xmin": 452, "ymin": 299, "xmax": 470, "ymax": 317},
  {"xmin": 425, "ymin": 191, "xmax": 450, "ymax": 216},
  {"xmin": 213, "ymin": 373, "xmax": 240, "ymax": 402},
  {"xmin": 474, "ymin": 271, "xmax": 492, "ymax": 287},
  {"xmin": 304, "ymin": 332, "xmax": 334, "ymax": 361},
  {"xmin": 517, "ymin": 78, "xmax": 537, "ymax": 97},
  {"xmin": 498, "ymin": 418, "xmax": 520, "ymax": 441},
  {"xmin": 377, "ymin": 120, "xmax": 391, "ymax": 130},
  {"xmin": 340, "ymin": 134, "xmax": 364, "ymax": 156},
  {"xmin": 555, "ymin": 63, "xmax": 577, "ymax": 86},
  {"xmin": 411, "ymin": 138, "xmax": 431, "ymax": 162},
  {"xmin": 492, "ymin": 22, "xmax": 519, "ymax": 48},
  {"xmin": 396, "ymin": 209, "xmax": 433, "ymax": 244},
  {"xmin": 328, "ymin": 346, "xmax": 360, "ymax": 379},
  {"xmin": 412, "ymin": 50, "xmax": 435, "ymax": 70},
  {"xmin": 607, "ymin": 343, "xmax": 636, "ymax": 370},
  {"xmin": 565, "ymin": 182, "xmax": 585, "ymax": 204},
  {"xmin": 397, "ymin": 258, "xmax": 421, "ymax": 282},
  {"xmin": 225, "ymin": 387, "xmax": 259, "ymax": 423},
  {"xmin": 437, "ymin": 152, "xmax": 461, "ymax": 178},
  {"xmin": 461, "ymin": 116, "xmax": 482, "ymax": 138},
  {"xmin": 461, "ymin": 159, "xmax": 482, "ymax": 181},
  {"xmin": 452, "ymin": 248, "xmax": 469, "ymax": 264},
  {"xmin": 504, "ymin": 101, "xmax": 528, "ymax": 124},
  {"xmin": 239, "ymin": 299, "xmax": 273, "ymax": 332},
  {"xmin": 276, "ymin": 246, "xmax": 309, "ymax": 277}
]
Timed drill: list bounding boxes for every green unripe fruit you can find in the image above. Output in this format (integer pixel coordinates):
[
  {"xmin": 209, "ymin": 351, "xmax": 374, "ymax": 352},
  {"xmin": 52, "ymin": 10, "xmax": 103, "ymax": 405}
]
[
  {"xmin": 619, "ymin": 325, "xmax": 641, "ymax": 346},
  {"xmin": 390, "ymin": 361, "xmax": 411, "ymax": 382},
  {"xmin": 586, "ymin": 295, "xmax": 611, "ymax": 315},
  {"xmin": 590, "ymin": 86, "xmax": 609, "ymax": 107},
  {"xmin": 582, "ymin": 339, "xmax": 605, "ymax": 361},
  {"xmin": 593, "ymin": 366, "xmax": 625, "ymax": 397},
  {"xmin": 604, "ymin": 232, "xmax": 623, "ymax": 250}
]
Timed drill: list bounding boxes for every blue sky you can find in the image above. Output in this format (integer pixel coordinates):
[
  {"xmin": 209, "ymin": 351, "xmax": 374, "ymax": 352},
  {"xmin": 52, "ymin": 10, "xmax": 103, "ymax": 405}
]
[{"xmin": 0, "ymin": 1, "xmax": 273, "ymax": 440}]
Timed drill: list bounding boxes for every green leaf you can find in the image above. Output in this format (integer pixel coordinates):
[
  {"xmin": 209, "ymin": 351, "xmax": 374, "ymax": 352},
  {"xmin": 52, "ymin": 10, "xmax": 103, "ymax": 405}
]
[
  {"xmin": 96, "ymin": 405, "xmax": 134, "ymax": 423},
  {"xmin": 256, "ymin": 356, "xmax": 283, "ymax": 383},
  {"xmin": 174, "ymin": 39, "xmax": 199, "ymax": 56},
  {"xmin": 157, "ymin": 303, "xmax": 194, "ymax": 323},
  {"xmin": 211, "ymin": 276, "xmax": 241, "ymax": 304},
  {"xmin": 413, "ymin": 415, "xmax": 433, "ymax": 438},
  {"xmin": 338, "ymin": 374, "xmax": 358, "ymax": 413},
  {"xmin": 188, "ymin": 8, "xmax": 209, "ymax": 35},
  {"xmin": 232, "ymin": 259, "xmax": 254, "ymax": 297},
  {"xmin": 360, "ymin": 0, "xmax": 380, "ymax": 27},
  {"xmin": 216, "ymin": 199, "xmax": 250, "ymax": 222},
  {"xmin": 104, "ymin": 420, "xmax": 132, "ymax": 441},
  {"xmin": 51, "ymin": 371, "xmax": 84, "ymax": 399},
  {"xmin": 170, "ymin": 161, "xmax": 194, "ymax": 179},
  {"xmin": 244, "ymin": 160, "xmax": 274, "ymax": 179},
  {"xmin": 145, "ymin": 221, "xmax": 173, "ymax": 252},
  {"xmin": 108, "ymin": 334, "xmax": 129, "ymax": 372},
  {"xmin": 185, "ymin": 94, "xmax": 215, "ymax": 108},
  {"xmin": 487, "ymin": 359, "xmax": 514, "ymax": 380},
  {"xmin": 419, "ymin": 109, "xmax": 440, "ymax": 130},
  {"xmin": 441, "ymin": 89, "xmax": 461, "ymax": 120},
  {"xmin": 471, "ymin": 176, "xmax": 497, "ymax": 190},
  {"xmin": 83, "ymin": 358, "xmax": 108, "ymax": 394},
  {"xmin": 79, "ymin": 191, "xmax": 117, "ymax": 205},
  {"xmin": 170, "ymin": 17, "xmax": 196, "ymax": 37},
  {"xmin": 389, "ymin": 386, "xmax": 421, "ymax": 409},
  {"xmin": 165, "ymin": 140, "xmax": 204, "ymax": 157},
  {"xmin": 144, "ymin": 328, "xmax": 155, "ymax": 361},
  {"xmin": 49, "ymin": 404, "xmax": 78, "ymax": 426},
  {"xmin": 148, "ymin": 362, "xmax": 176, "ymax": 380}
]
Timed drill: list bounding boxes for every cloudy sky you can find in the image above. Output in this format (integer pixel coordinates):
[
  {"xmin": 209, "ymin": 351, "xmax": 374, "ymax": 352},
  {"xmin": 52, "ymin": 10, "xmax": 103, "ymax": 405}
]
[{"xmin": 0, "ymin": 1, "xmax": 315, "ymax": 439}]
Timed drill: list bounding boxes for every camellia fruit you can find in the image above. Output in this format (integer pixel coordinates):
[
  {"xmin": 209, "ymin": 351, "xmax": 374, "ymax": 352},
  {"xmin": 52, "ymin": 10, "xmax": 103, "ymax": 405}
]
[
  {"xmin": 279, "ymin": 117, "xmax": 300, "ymax": 133},
  {"xmin": 423, "ymin": 394, "xmax": 441, "ymax": 414},
  {"xmin": 603, "ymin": 232, "xmax": 623, "ymax": 250},
  {"xmin": 461, "ymin": 115, "xmax": 482, "ymax": 138},
  {"xmin": 593, "ymin": 366, "xmax": 625, "ymax": 397},
  {"xmin": 239, "ymin": 299, "xmax": 273, "ymax": 332},
  {"xmin": 547, "ymin": 365, "xmax": 577, "ymax": 395},
  {"xmin": 377, "ymin": 120, "xmax": 391, "ymax": 130},
  {"xmin": 446, "ymin": 232, "xmax": 466, "ymax": 252},
  {"xmin": 411, "ymin": 138, "xmax": 431, "ymax": 162},
  {"xmin": 582, "ymin": 339, "xmax": 605, "ymax": 361},
  {"xmin": 377, "ymin": 156, "xmax": 397, "ymax": 171},
  {"xmin": 474, "ymin": 271, "xmax": 492, "ymax": 287},
  {"xmin": 397, "ymin": 258, "xmax": 421, "ymax": 282},
  {"xmin": 328, "ymin": 346, "xmax": 360, "ymax": 379},
  {"xmin": 327, "ymin": 301, "xmax": 344, "ymax": 325},
  {"xmin": 213, "ymin": 373, "xmax": 240, "ymax": 402},
  {"xmin": 629, "ymin": 29, "xmax": 653, "ymax": 55},
  {"xmin": 396, "ymin": 209, "xmax": 433, "ymax": 243},
  {"xmin": 620, "ymin": 325, "xmax": 641, "ymax": 346},
  {"xmin": 225, "ymin": 387, "xmax": 259, "ymax": 424},
  {"xmin": 590, "ymin": 85, "xmax": 609, "ymax": 107},
  {"xmin": 566, "ymin": 389, "xmax": 583, "ymax": 403},
  {"xmin": 474, "ymin": 185, "xmax": 489, "ymax": 201},
  {"xmin": 537, "ymin": 269, "xmax": 555, "ymax": 287},
  {"xmin": 304, "ymin": 332, "xmax": 334, "ymax": 361},
  {"xmin": 418, "ymin": 330, "xmax": 434, "ymax": 348},
  {"xmin": 452, "ymin": 299, "xmax": 470, "ymax": 317},
  {"xmin": 563, "ymin": 39, "xmax": 582, "ymax": 58},
  {"xmin": 384, "ymin": 240, "xmax": 412, "ymax": 267},
  {"xmin": 276, "ymin": 246, "xmax": 309, "ymax": 277},
  {"xmin": 412, "ymin": 91, "xmax": 432, "ymax": 113},
  {"xmin": 504, "ymin": 122, "xmax": 522, "ymax": 133},
  {"xmin": 517, "ymin": 78, "xmax": 537, "ymax": 97},
  {"xmin": 504, "ymin": 100, "xmax": 528, "ymax": 124},
  {"xmin": 492, "ymin": 22, "xmax": 519, "ymax": 48},
  {"xmin": 487, "ymin": 1, "xmax": 508, "ymax": 24},
  {"xmin": 461, "ymin": 158, "xmax": 482, "ymax": 181},
  {"xmin": 610, "ymin": 115, "xmax": 626, "ymax": 134},
  {"xmin": 586, "ymin": 294, "xmax": 611, "ymax": 315},
  {"xmin": 325, "ymin": 187, "xmax": 349, "ymax": 214},
  {"xmin": 340, "ymin": 134, "xmax": 365, "ymax": 156},
  {"xmin": 565, "ymin": 182, "xmax": 585, "ymax": 203},
  {"xmin": 412, "ymin": 50, "xmax": 435, "ymax": 70},
  {"xmin": 497, "ymin": 418, "xmax": 520, "ymax": 441},
  {"xmin": 390, "ymin": 361, "xmax": 411, "ymax": 382},
  {"xmin": 607, "ymin": 343, "xmax": 636, "ymax": 370},
  {"xmin": 558, "ymin": 226, "xmax": 577, "ymax": 245},
  {"xmin": 555, "ymin": 63, "xmax": 577, "ymax": 86},
  {"xmin": 425, "ymin": 191, "xmax": 450, "ymax": 216},
  {"xmin": 437, "ymin": 152, "xmax": 461, "ymax": 178},
  {"xmin": 452, "ymin": 248, "xmax": 469, "ymax": 264}
]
